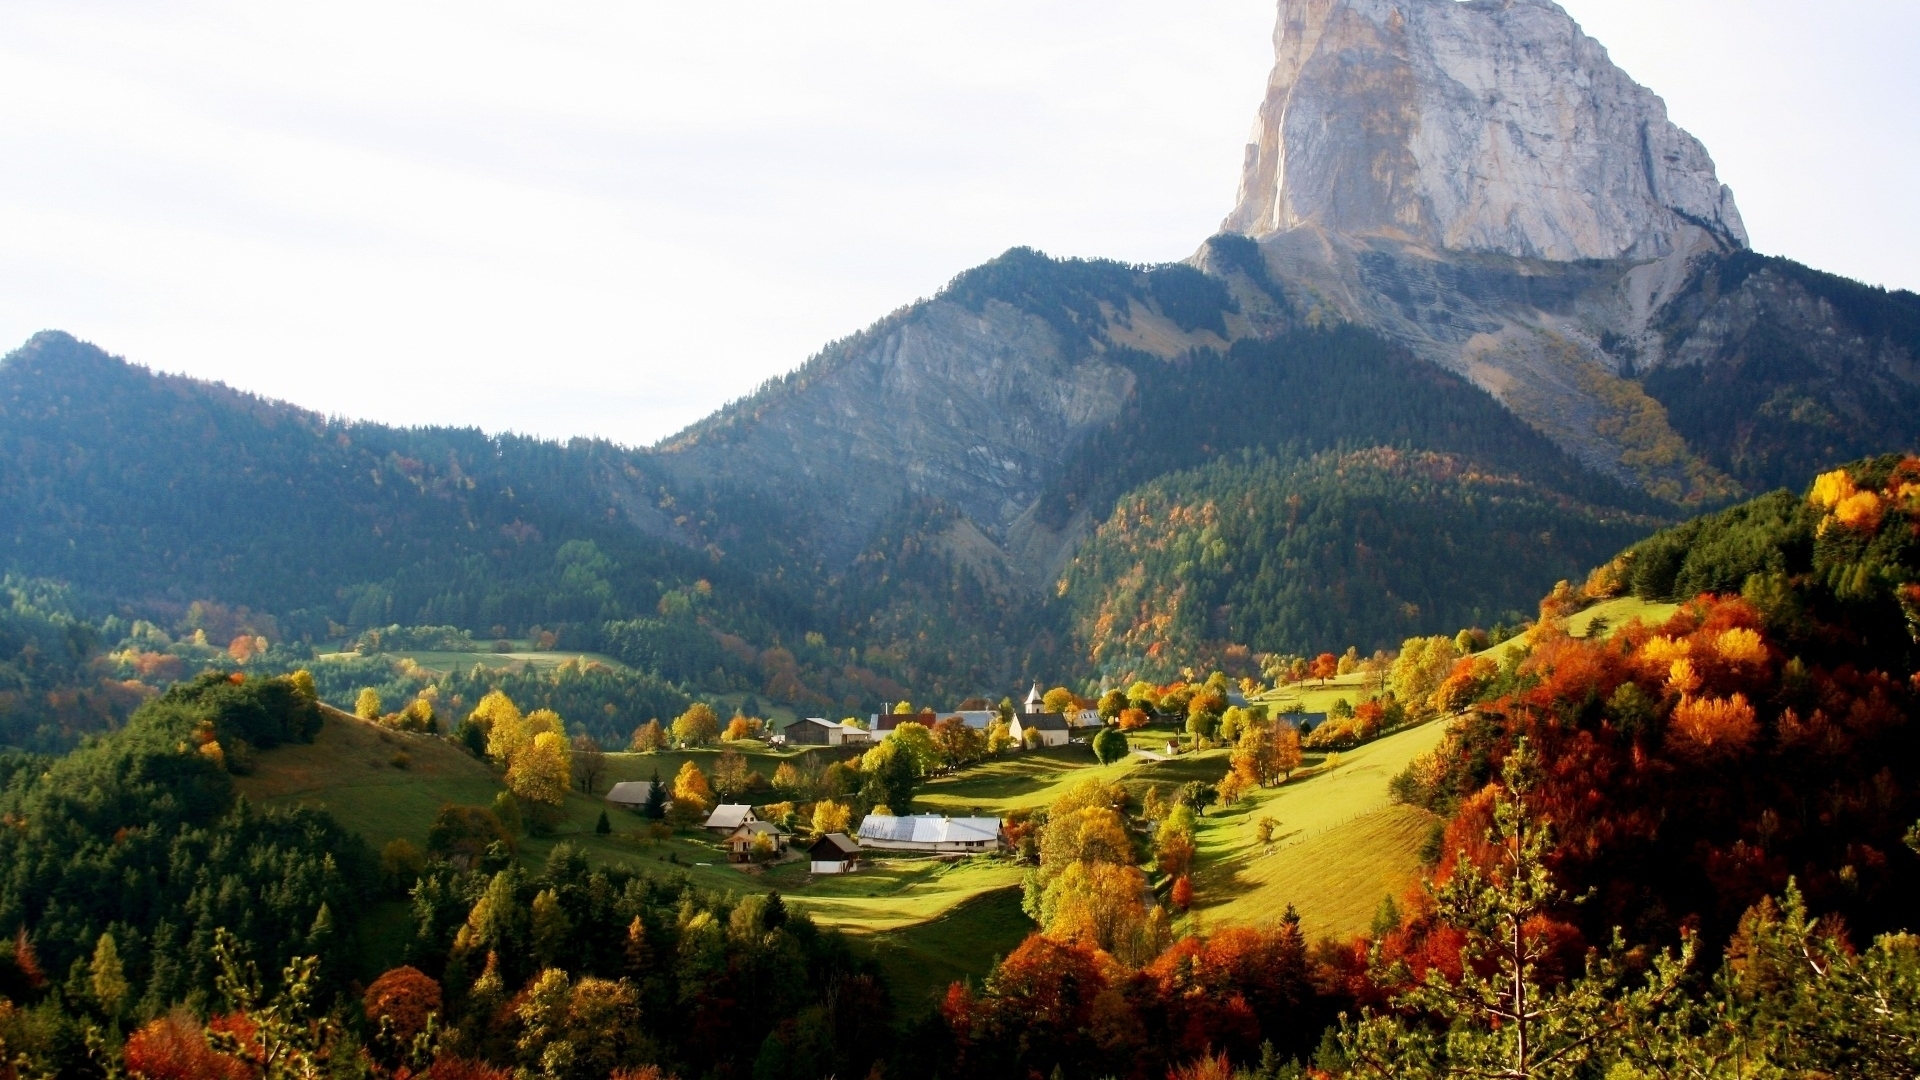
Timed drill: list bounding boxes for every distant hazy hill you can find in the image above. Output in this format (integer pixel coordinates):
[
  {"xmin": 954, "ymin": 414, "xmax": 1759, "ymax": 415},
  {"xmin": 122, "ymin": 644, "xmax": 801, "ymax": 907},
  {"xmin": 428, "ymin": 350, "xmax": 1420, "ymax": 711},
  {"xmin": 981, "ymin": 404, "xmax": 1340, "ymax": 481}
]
[{"xmin": 0, "ymin": 330, "xmax": 728, "ymax": 638}]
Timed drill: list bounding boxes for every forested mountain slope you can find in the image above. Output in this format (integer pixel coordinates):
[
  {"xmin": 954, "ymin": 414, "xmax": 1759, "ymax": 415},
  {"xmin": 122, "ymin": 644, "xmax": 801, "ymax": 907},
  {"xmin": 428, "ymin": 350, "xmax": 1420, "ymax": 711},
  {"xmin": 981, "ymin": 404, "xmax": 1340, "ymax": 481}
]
[{"xmin": 1062, "ymin": 447, "xmax": 1653, "ymax": 678}]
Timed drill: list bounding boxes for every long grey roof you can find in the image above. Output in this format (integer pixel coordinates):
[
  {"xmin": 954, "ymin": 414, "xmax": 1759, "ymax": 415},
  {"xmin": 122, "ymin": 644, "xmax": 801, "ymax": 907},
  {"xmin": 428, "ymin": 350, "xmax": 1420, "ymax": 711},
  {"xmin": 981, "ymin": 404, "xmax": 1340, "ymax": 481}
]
[{"xmin": 856, "ymin": 814, "xmax": 1002, "ymax": 844}]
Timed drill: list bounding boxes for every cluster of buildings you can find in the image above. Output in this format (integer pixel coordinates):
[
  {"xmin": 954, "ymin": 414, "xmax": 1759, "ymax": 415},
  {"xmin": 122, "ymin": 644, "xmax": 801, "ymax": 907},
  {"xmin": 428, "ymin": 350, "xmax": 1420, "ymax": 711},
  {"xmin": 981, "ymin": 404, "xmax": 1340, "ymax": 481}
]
[
  {"xmin": 601, "ymin": 781, "xmax": 1007, "ymax": 877},
  {"xmin": 601, "ymin": 684, "xmax": 1095, "ymax": 876},
  {"xmin": 768, "ymin": 683, "xmax": 1101, "ymax": 750}
]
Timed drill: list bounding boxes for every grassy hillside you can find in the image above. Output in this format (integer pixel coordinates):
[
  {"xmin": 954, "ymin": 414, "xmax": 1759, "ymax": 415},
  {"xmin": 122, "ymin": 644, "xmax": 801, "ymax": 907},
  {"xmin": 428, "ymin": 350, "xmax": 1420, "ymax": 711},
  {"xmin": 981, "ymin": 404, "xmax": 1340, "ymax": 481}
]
[
  {"xmin": 233, "ymin": 708, "xmax": 505, "ymax": 847},
  {"xmin": 861, "ymin": 887, "xmax": 1033, "ymax": 1015},
  {"xmin": 1186, "ymin": 719, "xmax": 1453, "ymax": 940}
]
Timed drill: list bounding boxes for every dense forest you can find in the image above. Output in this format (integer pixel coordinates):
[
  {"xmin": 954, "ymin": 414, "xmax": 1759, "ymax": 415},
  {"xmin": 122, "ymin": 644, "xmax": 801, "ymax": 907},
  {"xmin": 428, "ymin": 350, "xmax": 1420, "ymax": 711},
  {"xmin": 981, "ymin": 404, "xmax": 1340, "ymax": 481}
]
[{"xmin": 1061, "ymin": 447, "xmax": 1654, "ymax": 679}]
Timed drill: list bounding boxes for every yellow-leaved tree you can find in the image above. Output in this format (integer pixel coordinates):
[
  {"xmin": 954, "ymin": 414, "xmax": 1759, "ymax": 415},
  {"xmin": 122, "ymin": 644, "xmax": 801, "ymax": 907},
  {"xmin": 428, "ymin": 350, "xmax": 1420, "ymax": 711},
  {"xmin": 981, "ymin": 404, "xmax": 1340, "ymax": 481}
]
[
  {"xmin": 672, "ymin": 760, "xmax": 714, "ymax": 814},
  {"xmin": 506, "ymin": 731, "xmax": 572, "ymax": 806},
  {"xmin": 472, "ymin": 691, "xmax": 525, "ymax": 763},
  {"xmin": 811, "ymin": 800, "xmax": 851, "ymax": 836}
]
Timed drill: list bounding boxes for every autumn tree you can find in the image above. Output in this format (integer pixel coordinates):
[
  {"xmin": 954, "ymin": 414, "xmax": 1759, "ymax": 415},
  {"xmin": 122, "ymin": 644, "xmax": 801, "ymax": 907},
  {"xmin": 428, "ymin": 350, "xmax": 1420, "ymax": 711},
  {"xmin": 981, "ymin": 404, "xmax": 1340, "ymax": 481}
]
[
  {"xmin": 356, "ymin": 688, "xmax": 383, "ymax": 720},
  {"xmin": 570, "ymin": 734, "xmax": 606, "ymax": 794},
  {"xmin": 1389, "ymin": 636, "xmax": 1462, "ymax": 717},
  {"xmin": 711, "ymin": 748, "xmax": 751, "ymax": 799},
  {"xmin": 365, "ymin": 965, "xmax": 442, "ymax": 1070},
  {"xmin": 89, "ymin": 931, "xmax": 127, "ymax": 1017},
  {"xmin": 629, "ymin": 719, "xmax": 666, "ymax": 753},
  {"xmin": 1311, "ymin": 652, "xmax": 1339, "ymax": 686},
  {"xmin": 1041, "ymin": 686, "xmax": 1077, "ymax": 716},
  {"xmin": 506, "ymin": 731, "xmax": 572, "ymax": 807},
  {"xmin": 470, "ymin": 690, "xmax": 524, "ymax": 760},
  {"xmin": 1156, "ymin": 804, "xmax": 1197, "ymax": 880},
  {"xmin": 670, "ymin": 703, "xmax": 719, "ymax": 747},
  {"xmin": 931, "ymin": 714, "xmax": 985, "ymax": 770},
  {"xmin": 986, "ymin": 718, "xmax": 1015, "ymax": 755},
  {"xmin": 722, "ymin": 714, "xmax": 761, "ymax": 741},
  {"xmin": 671, "ymin": 760, "xmax": 714, "ymax": 815},
  {"xmin": 874, "ymin": 721, "xmax": 939, "ymax": 778},
  {"xmin": 1029, "ymin": 779, "xmax": 1162, "ymax": 961},
  {"xmin": 811, "ymin": 800, "xmax": 851, "ymax": 836},
  {"xmin": 1098, "ymin": 689, "xmax": 1127, "ymax": 722},
  {"xmin": 771, "ymin": 761, "xmax": 806, "ymax": 799},
  {"xmin": 122, "ymin": 1014, "xmax": 253, "ymax": 1080}
]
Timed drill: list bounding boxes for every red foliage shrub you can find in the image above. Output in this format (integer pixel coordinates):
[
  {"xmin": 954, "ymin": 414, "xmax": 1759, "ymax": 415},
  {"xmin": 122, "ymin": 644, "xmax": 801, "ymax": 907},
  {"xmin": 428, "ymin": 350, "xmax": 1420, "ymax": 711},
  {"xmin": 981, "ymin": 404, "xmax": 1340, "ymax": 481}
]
[
  {"xmin": 365, "ymin": 965, "xmax": 443, "ymax": 1045},
  {"xmin": 1170, "ymin": 876, "xmax": 1193, "ymax": 911},
  {"xmin": 123, "ymin": 1013, "xmax": 255, "ymax": 1080}
]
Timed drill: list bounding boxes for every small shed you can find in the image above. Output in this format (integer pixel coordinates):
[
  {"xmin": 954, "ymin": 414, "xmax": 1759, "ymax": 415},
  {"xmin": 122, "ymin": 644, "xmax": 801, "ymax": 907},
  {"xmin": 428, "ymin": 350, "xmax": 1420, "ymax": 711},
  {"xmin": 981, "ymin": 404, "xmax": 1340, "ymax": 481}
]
[
  {"xmin": 704, "ymin": 804, "xmax": 758, "ymax": 834},
  {"xmin": 810, "ymin": 832, "xmax": 862, "ymax": 874},
  {"xmin": 726, "ymin": 820, "xmax": 789, "ymax": 862}
]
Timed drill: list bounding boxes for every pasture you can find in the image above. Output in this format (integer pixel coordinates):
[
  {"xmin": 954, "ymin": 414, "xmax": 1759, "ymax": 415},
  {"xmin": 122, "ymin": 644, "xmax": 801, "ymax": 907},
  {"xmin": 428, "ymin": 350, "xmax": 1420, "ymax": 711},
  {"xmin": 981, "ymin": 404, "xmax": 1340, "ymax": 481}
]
[{"xmin": 1184, "ymin": 717, "xmax": 1453, "ymax": 940}]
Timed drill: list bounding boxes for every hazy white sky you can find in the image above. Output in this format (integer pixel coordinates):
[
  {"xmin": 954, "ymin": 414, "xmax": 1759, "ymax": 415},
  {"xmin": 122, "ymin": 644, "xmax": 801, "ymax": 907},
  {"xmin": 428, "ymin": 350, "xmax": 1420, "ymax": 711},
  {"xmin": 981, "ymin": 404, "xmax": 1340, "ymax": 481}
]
[{"xmin": 1, "ymin": 1, "xmax": 1914, "ymax": 445}]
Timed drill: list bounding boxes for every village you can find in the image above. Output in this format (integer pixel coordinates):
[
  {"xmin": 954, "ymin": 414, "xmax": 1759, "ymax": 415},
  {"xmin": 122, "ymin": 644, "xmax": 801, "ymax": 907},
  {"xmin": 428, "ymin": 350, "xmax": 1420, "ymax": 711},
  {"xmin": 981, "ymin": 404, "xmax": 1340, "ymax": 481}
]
[{"xmin": 598, "ymin": 682, "xmax": 1106, "ymax": 875}]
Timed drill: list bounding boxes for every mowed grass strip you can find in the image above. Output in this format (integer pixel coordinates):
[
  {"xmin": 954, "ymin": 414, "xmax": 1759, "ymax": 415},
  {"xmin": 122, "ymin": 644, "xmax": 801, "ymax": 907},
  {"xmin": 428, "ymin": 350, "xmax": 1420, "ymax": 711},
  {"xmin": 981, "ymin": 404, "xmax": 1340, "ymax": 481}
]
[{"xmin": 1187, "ymin": 718, "xmax": 1453, "ymax": 940}]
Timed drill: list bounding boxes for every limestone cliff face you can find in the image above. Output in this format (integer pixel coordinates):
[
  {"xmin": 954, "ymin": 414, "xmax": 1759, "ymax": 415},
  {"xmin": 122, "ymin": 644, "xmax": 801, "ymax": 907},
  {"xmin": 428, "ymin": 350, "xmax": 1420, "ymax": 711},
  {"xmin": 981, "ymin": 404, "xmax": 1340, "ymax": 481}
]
[{"xmin": 1226, "ymin": 0, "xmax": 1746, "ymax": 261}]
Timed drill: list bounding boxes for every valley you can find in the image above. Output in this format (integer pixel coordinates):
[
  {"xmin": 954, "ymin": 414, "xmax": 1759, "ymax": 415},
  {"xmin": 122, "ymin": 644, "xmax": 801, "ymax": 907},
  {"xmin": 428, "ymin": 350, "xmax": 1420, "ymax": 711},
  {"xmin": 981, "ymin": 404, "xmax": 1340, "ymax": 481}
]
[{"xmin": 0, "ymin": 0, "xmax": 1916, "ymax": 1075}]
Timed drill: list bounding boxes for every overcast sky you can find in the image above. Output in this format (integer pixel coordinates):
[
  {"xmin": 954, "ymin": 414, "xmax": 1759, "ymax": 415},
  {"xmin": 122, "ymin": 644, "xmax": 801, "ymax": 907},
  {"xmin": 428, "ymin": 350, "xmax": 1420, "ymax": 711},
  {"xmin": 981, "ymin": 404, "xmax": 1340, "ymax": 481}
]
[{"xmin": 1, "ymin": 1, "xmax": 1913, "ymax": 446}]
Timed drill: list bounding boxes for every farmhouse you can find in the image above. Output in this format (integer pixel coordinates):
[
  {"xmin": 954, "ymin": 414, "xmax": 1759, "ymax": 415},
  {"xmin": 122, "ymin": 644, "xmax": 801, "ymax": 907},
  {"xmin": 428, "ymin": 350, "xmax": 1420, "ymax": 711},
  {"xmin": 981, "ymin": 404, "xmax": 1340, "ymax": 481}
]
[
  {"xmin": 857, "ymin": 814, "xmax": 1004, "ymax": 853},
  {"xmin": 1010, "ymin": 712, "xmax": 1070, "ymax": 748},
  {"xmin": 771, "ymin": 717, "xmax": 872, "ymax": 747},
  {"xmin": 725, "ymin": 820, "xmax": 789, "ymax": 862},
  {"xmin": 703, "ymin": 804, "xmax": 757, "ymax": 834},
  {"xmin": 809, "ymin": 832, "xmax": 862, "ymax": 874},
  {"xmin": 605, "ymin": 781, "xmax": 666, "ymax": 812}
]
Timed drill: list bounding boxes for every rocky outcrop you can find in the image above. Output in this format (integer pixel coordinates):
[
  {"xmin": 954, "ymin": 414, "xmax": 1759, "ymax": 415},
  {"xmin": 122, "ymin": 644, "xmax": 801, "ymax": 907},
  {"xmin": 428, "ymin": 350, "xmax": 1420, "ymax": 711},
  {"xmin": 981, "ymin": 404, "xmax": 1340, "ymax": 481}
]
[
  {"xmin": 1213, "ymin": 0, "xmax": 1775, "ymax": 498},
  {"xmin": 1226, "ymin": 0, "xmax": 1745, "ymax": 262}
]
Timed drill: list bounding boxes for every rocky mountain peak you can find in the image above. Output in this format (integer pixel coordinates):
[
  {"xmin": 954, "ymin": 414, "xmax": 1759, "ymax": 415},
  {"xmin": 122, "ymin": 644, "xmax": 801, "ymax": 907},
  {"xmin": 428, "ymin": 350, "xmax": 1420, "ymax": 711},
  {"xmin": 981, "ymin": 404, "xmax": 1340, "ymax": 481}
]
[{"xmin": 1224, "ymin": 0, "xmax": 1747, "ymax": 261}]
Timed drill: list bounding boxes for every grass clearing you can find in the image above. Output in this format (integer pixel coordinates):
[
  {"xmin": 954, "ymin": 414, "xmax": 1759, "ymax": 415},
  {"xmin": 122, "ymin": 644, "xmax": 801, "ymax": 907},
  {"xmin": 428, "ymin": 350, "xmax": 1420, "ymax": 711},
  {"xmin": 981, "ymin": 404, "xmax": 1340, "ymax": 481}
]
[
  {"xmin": 1255, "ymin": 670, "xmax": 1382, "ymax": 716},
  {"xmin": 1187, "ymin": 718, "xmax": 1452, "ymax": 940},
  {"xmin": 1569, "ymin": 595, "xmax": 1680, "ymax": 639}
]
